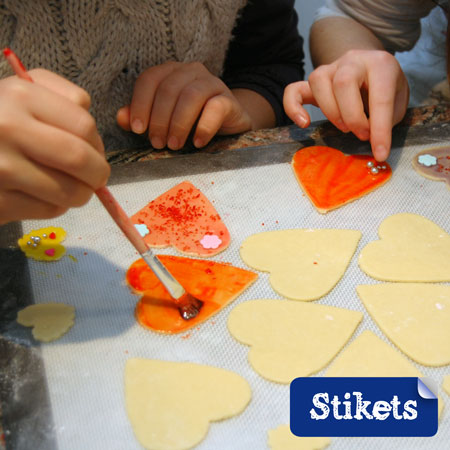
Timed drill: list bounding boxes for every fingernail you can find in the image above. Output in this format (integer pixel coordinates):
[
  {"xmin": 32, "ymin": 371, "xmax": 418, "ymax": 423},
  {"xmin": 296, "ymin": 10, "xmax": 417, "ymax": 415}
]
[
  {"xmin": 194, "ymin": 138, "xmax": 204, "ymax": 148},
  {"xmin": 336, "ymin": 120, "xmax": 349, "ymax": 133},
  {"xmin": 375, "ymin": 145, "xmax": 388, "ymax": 162},
  {"xmin": 151, "ymin": 136, "xmax": 164, "ymax": 149},
  {"xmin": 168, "ymin": 136, "xmax": 179, "ymax": 150},
  {"xmin": 132, "ymin": 119, "xmax": 144, "ymax": 134},
  {"xmin": 295, "ymin": 113, "xmax": 308, "ymax": 128}
]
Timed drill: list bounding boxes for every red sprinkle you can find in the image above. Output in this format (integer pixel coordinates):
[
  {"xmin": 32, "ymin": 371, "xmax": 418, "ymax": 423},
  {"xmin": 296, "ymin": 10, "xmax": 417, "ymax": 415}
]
[{"xmin": 49, "ymin": 232, "xmax": 56, "ymax": 239}]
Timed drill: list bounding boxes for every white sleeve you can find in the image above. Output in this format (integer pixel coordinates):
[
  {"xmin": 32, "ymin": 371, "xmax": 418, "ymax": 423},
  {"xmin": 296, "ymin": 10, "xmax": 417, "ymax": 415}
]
[{"xmin": 313, "ymin": 0, "xmax": 436, "ymax": 53}]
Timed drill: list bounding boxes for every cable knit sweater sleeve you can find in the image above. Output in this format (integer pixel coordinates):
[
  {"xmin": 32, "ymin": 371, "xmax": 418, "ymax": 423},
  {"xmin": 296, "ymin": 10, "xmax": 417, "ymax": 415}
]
[{"xmin": 222, "ymin": 0, "xmax": 304, "ymax": 127}]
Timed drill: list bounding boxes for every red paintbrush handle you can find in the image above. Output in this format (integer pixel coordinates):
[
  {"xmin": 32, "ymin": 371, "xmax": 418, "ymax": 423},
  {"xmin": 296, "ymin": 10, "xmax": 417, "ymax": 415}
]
[{"xmin": 95, "ymin": 187, "xmax": 148, "ymax": 254}]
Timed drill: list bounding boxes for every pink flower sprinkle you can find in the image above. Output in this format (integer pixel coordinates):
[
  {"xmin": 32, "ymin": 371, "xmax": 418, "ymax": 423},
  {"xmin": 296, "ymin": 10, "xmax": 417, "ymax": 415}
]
[
  {"xmin": 45, "ymin": 248, "xmax": 56, "ymax": 257},
  {"xmin": 200, "ymin": 234, "xmax": 222, "ymax": 249}
]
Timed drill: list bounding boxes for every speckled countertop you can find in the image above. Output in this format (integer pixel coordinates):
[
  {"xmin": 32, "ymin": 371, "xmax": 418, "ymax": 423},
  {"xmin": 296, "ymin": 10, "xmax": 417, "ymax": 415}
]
[
  {"xmin": 0, "ymin": 103, "xmax": 449, "ymax": 450},
  {"xmin": 105, "ymin": 104, "xmax": 450, "ymax": 165}
]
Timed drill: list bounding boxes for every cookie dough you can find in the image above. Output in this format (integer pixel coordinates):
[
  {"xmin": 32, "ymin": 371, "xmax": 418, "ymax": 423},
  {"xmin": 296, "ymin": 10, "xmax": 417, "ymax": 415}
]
[
  {"xmin": 18, "ymin": 227, "xmax": 67, "ymax": 261},
  {"xmin": 412, "ymin": 147, "xmax": 450, "ymax": 189},
  {"xmin": 326, "ymin": 331, "xmax": 443, "ymax": 417},
  {"xmin": 124, "ymin": 359, "xmax": 251, "ymax": 450},
  {"xmin": 443, "ymin": 375, "xmax": 450, "ymax": 396},
  {"xmin": 127, "ymin": 255, "xmax": 257, "ymax": 334},
  {"xmin": 131, "ymin": 181, "xmax": 230, "ymax": 256},
  {"xmin": 358, "ymin": 213, "xmax": 450, "ymax": 282},
  {"xmin": 17, "ymin": 303, "xmax": 75, "ymax": 342},
  {"xmin": 240, "ymin": 229, "xmax": 361, "ymax": 301},
  {"xmin": 357, "ymin": 284, "xmax": 450, "ymax": 366},
  {"xmin": 227, "ymin": 299, "xmax": 362, "ymax": 383},
  {"xmin": 268, "ymin": 425, "xmax": 330, "ymax": 450},
  {"xmin": 292, "ymin": 146, "xmax": 391, "ymax": 213}
]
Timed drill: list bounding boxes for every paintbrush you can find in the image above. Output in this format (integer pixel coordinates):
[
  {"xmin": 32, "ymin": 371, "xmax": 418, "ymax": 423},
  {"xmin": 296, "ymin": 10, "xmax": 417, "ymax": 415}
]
[{"xmin": 3, "ymin": 47, "xmax": 202, "ymax": 320}]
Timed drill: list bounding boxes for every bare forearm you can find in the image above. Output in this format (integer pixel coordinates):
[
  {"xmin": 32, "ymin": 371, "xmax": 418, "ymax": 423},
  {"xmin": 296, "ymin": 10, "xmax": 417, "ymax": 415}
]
[
  {"xmin": 310, "ymin": 17, "xmax": 385, "ymax": 67},
  {"xmin": 232, "ymin": 88, "xmax": 276, "ymax": 130}
]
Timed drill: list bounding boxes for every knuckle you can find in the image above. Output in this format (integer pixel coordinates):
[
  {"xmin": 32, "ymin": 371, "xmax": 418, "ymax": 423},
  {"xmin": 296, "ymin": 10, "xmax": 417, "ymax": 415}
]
[
  {"xmin": 66, "ymin": 144, "xmax": 90, "ymax": 171},
  {"xmin": 308, "ymin": 66, "xmax": 330, "ymax": 85},
  {"xmin": 42, "ymin": 204, "xmax": 67, "ymax": 219},
  {"xmin": 187, "ymin": 61, "xmax": 206, "ymax": 73},
  {"xmin": 333, "ymin": 69, "xmax": 356, "ymax": 89},
  {"xmin": 180, "ymin": 83, "xmax": 203, "ymax": 101},
  {"xmin": 74, "ymin": 89, "xmax": 91, "ymax": 109},
  {"xmin": 158, "ymin": 79, "xmax": 179, "ymax": 97},
  {"xmin": 76, "ymin": 113, "xmax": 97, "ymax": 139},
  {"xmin": 0, "ymin": 156, "xmax": 16, "ymax": 185}
]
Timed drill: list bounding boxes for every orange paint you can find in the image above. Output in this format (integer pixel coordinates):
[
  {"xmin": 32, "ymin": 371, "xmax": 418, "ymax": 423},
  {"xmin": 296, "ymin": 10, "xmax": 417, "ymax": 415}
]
[
  {"xmin": 126, "ymin": 255, "xmax": 258, "ymax": 334},
  {"xmin": 131, "ymin": 181, "xmax": 230, "ymax": 256},
  {"xmin": 292, "ymin": 146, "xmax": 392, "ymax": 213}
]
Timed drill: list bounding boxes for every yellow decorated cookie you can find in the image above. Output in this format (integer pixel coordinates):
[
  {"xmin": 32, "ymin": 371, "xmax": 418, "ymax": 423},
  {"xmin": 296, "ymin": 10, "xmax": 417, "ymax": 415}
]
[{"xmin": 18, "ymin": 227, "xmax": 67, "ymax": 261}]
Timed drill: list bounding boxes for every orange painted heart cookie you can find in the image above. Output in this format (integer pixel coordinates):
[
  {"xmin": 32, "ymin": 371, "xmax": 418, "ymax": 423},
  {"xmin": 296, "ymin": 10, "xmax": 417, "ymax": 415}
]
[
  {"xmin": 126, "ymin": 255, "xmax": 258, "ymax": 334},
  {"xmin": 131, "ymin": 181, "xmax": 230, "ymax": 256},
  {"xmin": 292, "ymin": 146, "xmax": 392, "ymax": 213}
]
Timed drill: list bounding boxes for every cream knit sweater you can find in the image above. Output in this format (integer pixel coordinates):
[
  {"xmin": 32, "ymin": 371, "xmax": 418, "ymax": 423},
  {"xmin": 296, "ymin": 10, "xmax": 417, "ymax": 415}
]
[{"xmin": 0, "ymin": 0, "xmax": 247, "ymax": 148}]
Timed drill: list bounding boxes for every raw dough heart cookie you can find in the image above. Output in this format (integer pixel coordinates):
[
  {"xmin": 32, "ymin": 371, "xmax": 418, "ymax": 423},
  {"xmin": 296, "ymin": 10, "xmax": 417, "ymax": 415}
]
[
  {"xmin": 127, "ymin": 255, "xmax": 257, "ymax": 334},
  {"xmin": 443, "ymin": 375, "xmax": 450, "ymax": 396},
  {"xmin": 357, "ymin": 284, "xmax": 450, "ymax": 366},
  {"xmin": 131, "ymin": 181, "xmax": 230, "ymax": 256},
  {"xmin": 240, "ymin": 229, "xmax": 361, "ymax": 301},
  {"xmin": 326, "ymin": 330, "xmax": 444, "ymax": 417},
  {"xmin": 18, "ymin": 226, "xmax": 67, "ymax": 261},
  {"xmin": 292, "ymin": 146, "xmax": 392, "ymax": 213},
  {"xmin": 268, "ymin": 425, "xmax": 330, "ymax": 450},
  {"xmin": 227, "ymin": 299, "xmax": 362, "ymax": 383},
  {"xmin": 359, "ymin": 213, "xmax": 450, "ymax": 282},
  {"xmin": 125, "ymin": 358, "xmax": 251, "ymax": 450},
  {"xmin": 412, "ymin": 147, "xmax": 450, "ymax": 189},
  {"xmin": 17, "ymin": 303, "xmax": 75, "ymax": 342}
]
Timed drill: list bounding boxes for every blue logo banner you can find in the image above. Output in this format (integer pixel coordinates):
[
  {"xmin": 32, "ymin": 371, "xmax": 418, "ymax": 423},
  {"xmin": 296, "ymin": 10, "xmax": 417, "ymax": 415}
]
[{"xmin": 290, "ymin": 377, "xmax": 438, "ymax": 437}]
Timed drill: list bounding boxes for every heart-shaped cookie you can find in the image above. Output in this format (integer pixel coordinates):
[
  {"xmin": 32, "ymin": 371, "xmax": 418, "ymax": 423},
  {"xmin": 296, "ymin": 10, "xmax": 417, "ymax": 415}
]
[
  {"xmin": 412, "ymin": 147, "xmax": 450, "ymax": 189},
  {"xmin": 326, "ymin": 331, "xmax": 444, "ymax": 417},
  {"xmin": 357, "ymin": 284, "xmax": 450, "ymax": 366},
  {"xmin": 125, "ymin": 359, "xmax": 251, "ymax": 450},
  {"xmin": 126, "ymin": 255, "xmax": 257, "ymax": 333},
  {"xmin": 228, "ymin": 299, "xmax": 362, "ymax": 383},
  {"xmin": 131, "ymin": 181, "xmax": 230, "ymax": 256},
  {"xmin": 240, "ymin": 229, "xmax": 361, "ymax": 301},
  {"xmin": 292, "ymin": 146, "xmax": 392, "ymax": 213},
  {"xmin": 359, "ymin": 213, "xmax": 450, "ymax": 281},
  {"xmin": 17, "ymin": 303, "xmax": 75, "ymax": 342},
  {"xmin": 18, "ymin": 226, "xmax": 67, "ymax": 261},
  {"xmin": 268, "ymin": 425, "xmax": 331, "ymax": 450}
]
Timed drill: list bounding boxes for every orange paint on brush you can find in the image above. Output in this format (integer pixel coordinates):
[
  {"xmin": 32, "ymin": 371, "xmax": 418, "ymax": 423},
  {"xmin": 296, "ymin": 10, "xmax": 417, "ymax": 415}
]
[
  {"xmin": 126, "ymin": 255, "xmax": 258, "ymax": 334},
  {"xmin": 131, "ymin": 181, "xmax": 230, "ymax": 256},
  {"xmin": 292, "ymin": 146, "xmax": 392, "ymax": 213}
]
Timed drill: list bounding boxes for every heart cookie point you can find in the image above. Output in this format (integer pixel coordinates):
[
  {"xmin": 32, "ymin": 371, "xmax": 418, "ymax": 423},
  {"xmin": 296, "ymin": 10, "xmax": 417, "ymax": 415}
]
[
  {"xmin": 18, "ymin": 227, "xmax": 67, "ymax": 261},
  {"xmin": 292, "ymin": 146, "xmax": 392, "ymax": 213}
]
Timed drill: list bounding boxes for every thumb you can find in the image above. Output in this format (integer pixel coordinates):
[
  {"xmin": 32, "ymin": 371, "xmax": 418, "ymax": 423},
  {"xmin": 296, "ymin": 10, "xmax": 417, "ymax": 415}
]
[{"xmin": 283, "ymin": 81, "xmax": 316, "ymax": 128}]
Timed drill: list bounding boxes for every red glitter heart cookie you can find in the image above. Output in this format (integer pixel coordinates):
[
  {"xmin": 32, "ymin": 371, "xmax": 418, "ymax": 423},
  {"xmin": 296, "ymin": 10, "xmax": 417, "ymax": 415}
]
[
  {"xmin": 131, "ymin": 181, "xmax": 230, "ymax": 256},
  {"xmin": 292, "ymin": 146, "xmax": 392, "ymax": 213}
]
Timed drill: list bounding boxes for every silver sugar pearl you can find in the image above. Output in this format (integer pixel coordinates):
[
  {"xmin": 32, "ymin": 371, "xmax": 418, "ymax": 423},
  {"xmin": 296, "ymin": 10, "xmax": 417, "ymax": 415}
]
[
  {"xmin": 367, "ymin": 161, "xmax": 374, "ymax": 168},
  {"xmin": 32, "ymin": 243, "xmax": 38, "ymax": 248},
  {"xmin": 42, "ymin": 233, "xmax": 47, "ymax": 238},
  {"xmin": 381, "ymin": 165, "xmax": 387, "ymax": 170},
  {"xmin": 33, "ymin": 236, "xmax": 41, "ymax": 243},
  {"xmin": 370, "ymin": 167, "xmax": 379, "ymax": 175},
  {"xmin": 27, "ymin": 241, "xmax": 32, "ymax": 246}
]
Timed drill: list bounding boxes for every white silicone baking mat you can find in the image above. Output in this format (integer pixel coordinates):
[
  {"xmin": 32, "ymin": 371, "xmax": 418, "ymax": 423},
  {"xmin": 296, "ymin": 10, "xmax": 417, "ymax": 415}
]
[{"xmin": 19, "ymin": 142, "xmax": 450, "ymax": 450}]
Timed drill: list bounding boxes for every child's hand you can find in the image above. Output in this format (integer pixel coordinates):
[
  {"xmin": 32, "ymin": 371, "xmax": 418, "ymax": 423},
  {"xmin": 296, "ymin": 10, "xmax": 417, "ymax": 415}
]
[
  {"xmin": 116, "ymin": 61, "xmax": 252, "ymax": 150},
  {"xmin": 0, "ymin": 69, "xmax": 110, "ymax": 224},
  {"xmin": 283, "ymin": 50, "xmax": 409, "ymax": 162}
]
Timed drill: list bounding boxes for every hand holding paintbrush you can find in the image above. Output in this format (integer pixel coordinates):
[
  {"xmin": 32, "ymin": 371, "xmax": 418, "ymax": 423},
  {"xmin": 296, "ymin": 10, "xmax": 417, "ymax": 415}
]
[{"xmin": 3, "ymin": 48, "xmax": 202, "ymax": 319}]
